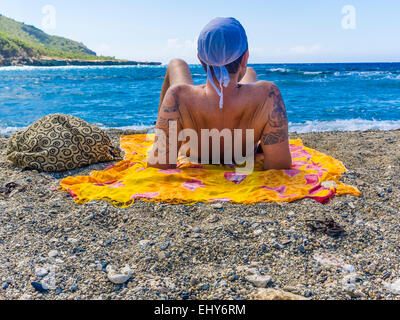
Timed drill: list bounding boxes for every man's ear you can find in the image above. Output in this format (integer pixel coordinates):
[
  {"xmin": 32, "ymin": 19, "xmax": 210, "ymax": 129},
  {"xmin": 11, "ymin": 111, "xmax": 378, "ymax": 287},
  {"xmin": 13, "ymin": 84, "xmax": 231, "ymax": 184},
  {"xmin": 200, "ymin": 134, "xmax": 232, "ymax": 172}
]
[{"xmin": 242, "ymin": 50, "xmax": 249, "ymax": 68}]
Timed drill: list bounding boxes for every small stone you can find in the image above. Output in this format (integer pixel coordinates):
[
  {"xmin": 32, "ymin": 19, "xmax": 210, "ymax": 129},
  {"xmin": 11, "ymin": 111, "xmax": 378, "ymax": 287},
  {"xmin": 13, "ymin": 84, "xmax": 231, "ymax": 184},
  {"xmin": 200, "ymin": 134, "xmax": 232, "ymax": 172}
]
[
  {"xmin": 304, "ymin": 291, "xmax": 313, "ymax": 298},
  {"xmin": 35, "ymin": 267, "xmax": 49, "ymax": 277},
  {"xmin": 254, "ymin": 229, "xmax": 263, "ymax": 236},
  {"xmin": 106, "ymin": 265, "xmax": 133, "ymax": 284},
  {"xmin": 181, "ymin": 292, "xmax": 190, "ymax": 300},
  {"xmin": 67, "ymin": 238, "xmax": 79, "ymax": 245},
  {"xmin": 70, "ymin": 283, "xmax": 78, "ymax": 293},
  {"xmin": 193, "ymin": 228, "xmax": 202, "ymax": 233},
  {"xmin": 190, "ymin": 278, "xmax": 199, "ymax": 286},
  {"xmin": 48, "ymin": 250, "xmax": 59, "ymax": 258},
  {"xmin": 245, "ymin": 275, "xmax": 272, "ymax": 288},
  {"xmin": 288, "ymin": 211, "xmax": 296, "ymax": 217},
  {"xmin": 298, "ymin": 245, "xmax": 306, "ymax": 254},
  {"xmin": 211, "ymin": 203, "xmax": 223, "ymax": 209},
  {"xmin": 31, "ymin": 282, "xmax": 48, "ymax": 293},
  {"xmin": 2, "ymin": 282, "xmax": 9, "ymax": 290},
  {"xmin": 55, "ymin": 288, "xmax": 63, "ymax": 295},
  {"xmin": 382, "ymin": 271, "xmax": 392, "ymax": 280},
  {"xmin": 207, "ymin": 214, "xmax": 219, "ymax": 223},
  {"xmin": 158, "ymin": 252, "xmax": 166, "ymax": 260},
  {"xmin": 160, "ymin": 241, "xmax": 170, "ymax": 250},
  {"xmin": 201, "ymin": 283, "xmax": 209, "ymax": 290},
  {"xmin": 384, "ymin": 279, "xmax": 400, "ymax": 295}
]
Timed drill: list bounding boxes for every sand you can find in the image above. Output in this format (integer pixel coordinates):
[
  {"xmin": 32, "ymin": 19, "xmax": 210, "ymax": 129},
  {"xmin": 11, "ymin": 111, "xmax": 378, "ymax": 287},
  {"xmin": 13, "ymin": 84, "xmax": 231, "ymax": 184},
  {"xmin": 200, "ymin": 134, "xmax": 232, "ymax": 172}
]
[{"xmin": 0, "ymin": 129, "xmax": 399, "ymax": 300}]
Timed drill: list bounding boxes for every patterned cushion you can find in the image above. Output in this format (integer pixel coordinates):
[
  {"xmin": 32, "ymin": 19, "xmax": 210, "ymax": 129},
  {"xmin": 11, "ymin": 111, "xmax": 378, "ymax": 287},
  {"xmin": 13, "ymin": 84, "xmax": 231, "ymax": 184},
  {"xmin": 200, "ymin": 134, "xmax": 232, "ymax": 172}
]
[{"xmin": 7, "ymin": 114, "xmax": 121, "ymax": 172}]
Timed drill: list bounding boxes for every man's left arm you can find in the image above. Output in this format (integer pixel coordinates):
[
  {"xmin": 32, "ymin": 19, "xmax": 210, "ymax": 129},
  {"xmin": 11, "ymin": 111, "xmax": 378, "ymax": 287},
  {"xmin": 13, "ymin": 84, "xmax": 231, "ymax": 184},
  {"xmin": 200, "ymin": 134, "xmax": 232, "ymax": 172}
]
[
  {"xmin": 260, "ymin": 83, "xmax": 292, "ymax": 170},
  {"xmin": 148, "ymin": 87, "xmax": 182, "ymax": 169}
]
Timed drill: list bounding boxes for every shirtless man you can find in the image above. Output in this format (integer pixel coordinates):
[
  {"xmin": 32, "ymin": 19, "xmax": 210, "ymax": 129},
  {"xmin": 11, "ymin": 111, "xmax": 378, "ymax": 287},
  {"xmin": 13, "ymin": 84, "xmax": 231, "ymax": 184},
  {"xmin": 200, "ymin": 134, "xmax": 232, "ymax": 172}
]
[{"xmin": 148, "ymin": 17, "xmax": 292, "ymax": 171}]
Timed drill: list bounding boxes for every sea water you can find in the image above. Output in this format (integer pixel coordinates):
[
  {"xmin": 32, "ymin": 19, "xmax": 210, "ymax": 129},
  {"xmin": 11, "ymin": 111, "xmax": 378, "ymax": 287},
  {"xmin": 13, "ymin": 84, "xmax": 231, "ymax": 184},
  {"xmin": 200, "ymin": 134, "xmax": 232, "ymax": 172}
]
[{"xmin": 0, "ymin": 63, "xmax": 399, "ymax": 135}]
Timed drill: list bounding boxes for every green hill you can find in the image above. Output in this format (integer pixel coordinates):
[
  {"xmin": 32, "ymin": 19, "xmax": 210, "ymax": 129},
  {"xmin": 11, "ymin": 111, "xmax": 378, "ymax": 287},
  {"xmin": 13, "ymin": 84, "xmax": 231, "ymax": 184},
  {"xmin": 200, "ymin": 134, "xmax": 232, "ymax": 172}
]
[{"xmin": 0, "ymin": 14, "xmax": 118, "ymax": 64}]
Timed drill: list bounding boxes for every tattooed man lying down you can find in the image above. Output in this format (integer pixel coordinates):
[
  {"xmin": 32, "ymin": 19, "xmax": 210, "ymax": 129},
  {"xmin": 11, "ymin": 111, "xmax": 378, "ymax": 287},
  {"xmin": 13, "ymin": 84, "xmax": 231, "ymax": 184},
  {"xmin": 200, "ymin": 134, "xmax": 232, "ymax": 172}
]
[{"xmin": 148, "ymin": 17, "xmax": 292, "ymax": 171}]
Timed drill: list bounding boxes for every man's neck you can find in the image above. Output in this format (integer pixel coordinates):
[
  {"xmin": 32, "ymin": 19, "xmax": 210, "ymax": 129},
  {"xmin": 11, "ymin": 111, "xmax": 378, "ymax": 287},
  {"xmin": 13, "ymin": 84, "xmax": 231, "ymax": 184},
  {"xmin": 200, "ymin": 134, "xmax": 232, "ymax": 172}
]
[{"xmin": 205, "ymin": 73, "xmax": 241, "ymax": 95}]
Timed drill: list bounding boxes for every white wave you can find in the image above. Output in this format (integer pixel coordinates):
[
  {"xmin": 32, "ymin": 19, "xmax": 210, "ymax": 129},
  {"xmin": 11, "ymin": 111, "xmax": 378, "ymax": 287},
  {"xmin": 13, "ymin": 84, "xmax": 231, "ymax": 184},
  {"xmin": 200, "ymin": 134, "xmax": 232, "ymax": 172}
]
[
  {"xmin": 268, "ymin": 68, "xmax": 292, "ymax": 73},
  {"xmin": 302, "ymin": 71, "xmax": 323, "ymax": 75},
  {"xmin": 333, "ymin": 70, "xmax": 400, "ymax": 79},
  {"xmin": 0, "ymin": 126, "xmax": 25, "ymax": 135},
  {"xmin": 2, "ymin": 119, "xmax": 400, "ymax": 136},
  {"xmin": 289, "ymin": 119, "xmax": 400, "ymax": 133}
]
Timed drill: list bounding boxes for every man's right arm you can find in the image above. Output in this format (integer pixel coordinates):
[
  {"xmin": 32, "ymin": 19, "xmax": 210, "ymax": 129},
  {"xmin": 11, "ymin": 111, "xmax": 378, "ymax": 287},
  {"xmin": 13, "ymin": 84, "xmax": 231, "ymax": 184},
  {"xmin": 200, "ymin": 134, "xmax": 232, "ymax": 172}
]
[{"xmin": 260, "ymin": 83, "xmax": 292, "ymax": 170}]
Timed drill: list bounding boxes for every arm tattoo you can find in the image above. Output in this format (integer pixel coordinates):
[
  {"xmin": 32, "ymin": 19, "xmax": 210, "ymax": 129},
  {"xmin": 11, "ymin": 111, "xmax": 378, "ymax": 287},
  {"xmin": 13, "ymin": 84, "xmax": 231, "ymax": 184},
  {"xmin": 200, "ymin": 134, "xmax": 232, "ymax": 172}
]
[
  {"xmin": 156, "ymin": 90, "xmax": 180, "ymax": 129},
  {"xmin": 162, "ymin": 91, "xmax": 180, "ymax": 113},
  {"xmin": 267, "ymin": 85, "xmax": 288, "ymax": 128},
  {"xmin": 261, "ymin": 129, "xmax": 288, "ymax": 146}
]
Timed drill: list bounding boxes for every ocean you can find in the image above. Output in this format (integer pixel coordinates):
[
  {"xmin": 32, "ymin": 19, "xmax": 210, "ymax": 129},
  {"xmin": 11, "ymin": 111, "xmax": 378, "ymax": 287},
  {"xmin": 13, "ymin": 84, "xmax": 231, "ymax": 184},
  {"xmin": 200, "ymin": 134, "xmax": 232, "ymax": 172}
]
[{"xmin": 0, "ymin": 62, "xmax": 399, "ymax": 135}]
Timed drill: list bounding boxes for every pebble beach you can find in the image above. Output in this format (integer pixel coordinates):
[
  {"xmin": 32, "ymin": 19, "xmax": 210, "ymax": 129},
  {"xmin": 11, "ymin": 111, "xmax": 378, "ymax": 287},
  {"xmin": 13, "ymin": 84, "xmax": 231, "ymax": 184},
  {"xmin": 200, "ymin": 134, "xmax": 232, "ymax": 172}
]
[{"xmin": 0, "ymin": 129, "xmax": 399, "ymax": 300}]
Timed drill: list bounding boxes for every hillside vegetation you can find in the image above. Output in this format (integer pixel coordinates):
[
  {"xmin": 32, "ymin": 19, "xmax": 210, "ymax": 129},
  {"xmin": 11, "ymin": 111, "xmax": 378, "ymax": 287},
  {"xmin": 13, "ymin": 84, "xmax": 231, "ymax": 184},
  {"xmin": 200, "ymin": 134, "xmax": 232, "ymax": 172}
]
[{"xmin": 0, "ymin": 14, "xmax": 116, "ymax": 61}]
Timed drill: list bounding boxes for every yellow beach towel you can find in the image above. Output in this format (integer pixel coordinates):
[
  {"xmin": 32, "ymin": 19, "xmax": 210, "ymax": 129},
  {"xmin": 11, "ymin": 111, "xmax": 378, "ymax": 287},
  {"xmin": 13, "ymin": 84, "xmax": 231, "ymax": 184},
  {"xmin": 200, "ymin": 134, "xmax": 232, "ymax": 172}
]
[{"xmin": 60, "ymin": 134, "xmax": 360, "ymax": 207}]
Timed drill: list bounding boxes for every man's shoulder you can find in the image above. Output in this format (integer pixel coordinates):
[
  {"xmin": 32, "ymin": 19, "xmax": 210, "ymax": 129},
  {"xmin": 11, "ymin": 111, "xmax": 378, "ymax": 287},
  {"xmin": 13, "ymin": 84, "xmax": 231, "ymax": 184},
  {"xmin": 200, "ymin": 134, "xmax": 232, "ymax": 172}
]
[
  {"xmin": 166, "ymin": 83, "xmax": 199, "ymax": 101},
  {"xmin": 252, "ymin": 80, "xmax": 279, "ymax": 91}
]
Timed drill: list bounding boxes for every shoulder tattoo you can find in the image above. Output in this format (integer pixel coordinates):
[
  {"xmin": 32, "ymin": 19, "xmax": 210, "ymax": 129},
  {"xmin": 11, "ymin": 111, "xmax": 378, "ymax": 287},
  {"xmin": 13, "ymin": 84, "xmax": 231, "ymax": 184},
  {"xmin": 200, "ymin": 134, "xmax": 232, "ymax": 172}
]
[{"xmin": 267, "ymin": 85, "xmax": 288, "ymax": 128}]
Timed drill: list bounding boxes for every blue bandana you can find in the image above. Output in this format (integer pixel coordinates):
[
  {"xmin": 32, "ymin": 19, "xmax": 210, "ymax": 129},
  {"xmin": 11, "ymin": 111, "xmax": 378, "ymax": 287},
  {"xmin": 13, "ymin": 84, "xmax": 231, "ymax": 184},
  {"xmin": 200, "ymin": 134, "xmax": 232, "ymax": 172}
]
[{"xmin": 198, "ymin": 17, "xmax": 248, "ymax": 109}]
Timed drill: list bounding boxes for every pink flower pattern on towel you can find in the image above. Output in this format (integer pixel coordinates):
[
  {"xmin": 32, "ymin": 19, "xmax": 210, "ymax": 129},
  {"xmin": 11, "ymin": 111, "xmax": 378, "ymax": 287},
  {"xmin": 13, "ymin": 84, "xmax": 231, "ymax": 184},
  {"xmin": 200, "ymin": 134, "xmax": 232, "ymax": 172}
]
[
  {"xmin": 182, "ymin": 179, "xmax": 205, "ymax": 192},
  {"xmin": 262, "ymin": 185, "xmax": 287, "ymax": 194},
  {"xmin": 284, "ymin": 169, "xmax": 301, "ymax": 177},
  {"xmin": 131, "ymin": 192, "xmax": 160, "ymax": 200},
  {"xmin": 291, "ymin": 149, "xmax": 311, "ymax": 159},
  {"xmin": 224, "ymin": 172, "xmax": 247, "ymax": 184},
  {"xmin": 304, "ymin": 174, "xmax": 320, "ymax": 186},
  {"xmin": 208, "ymin": 198, "xmax": 232, "ymax": 202},
  {"xmin": 159, "ymin": 169, "xmax": 182, "ymax": 174},
  {"xmin": 108, "ymin": 181, "xmax": 125, "ymax": 188}
]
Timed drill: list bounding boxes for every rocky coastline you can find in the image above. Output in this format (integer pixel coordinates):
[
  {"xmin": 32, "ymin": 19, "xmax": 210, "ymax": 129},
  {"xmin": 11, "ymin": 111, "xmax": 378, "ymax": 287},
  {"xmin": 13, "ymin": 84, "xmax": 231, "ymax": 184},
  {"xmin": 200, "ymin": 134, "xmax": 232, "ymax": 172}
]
[{"xmin": 0, "ymin": 56, "xmax": 162, "ymax": 67}]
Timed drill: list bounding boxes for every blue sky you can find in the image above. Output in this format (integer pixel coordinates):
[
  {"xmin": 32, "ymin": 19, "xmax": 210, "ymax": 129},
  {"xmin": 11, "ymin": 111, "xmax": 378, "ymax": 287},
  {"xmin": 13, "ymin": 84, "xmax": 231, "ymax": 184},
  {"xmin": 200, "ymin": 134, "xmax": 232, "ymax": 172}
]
[{"xmin": 2, "ymin": 0, "xmax": 400, "ymax": 63}]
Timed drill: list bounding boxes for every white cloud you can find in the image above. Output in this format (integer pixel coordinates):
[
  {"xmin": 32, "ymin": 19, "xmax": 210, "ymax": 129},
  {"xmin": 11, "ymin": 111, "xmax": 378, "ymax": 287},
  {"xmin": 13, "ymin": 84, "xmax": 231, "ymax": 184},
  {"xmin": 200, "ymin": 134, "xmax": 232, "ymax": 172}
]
[
  {"xmin": 164, "ymin": 37, "xmax": 198, "ymax": 63},
  {"xmin": 290, "ymin": 44, "xmax": 321, "ymax": 54}
]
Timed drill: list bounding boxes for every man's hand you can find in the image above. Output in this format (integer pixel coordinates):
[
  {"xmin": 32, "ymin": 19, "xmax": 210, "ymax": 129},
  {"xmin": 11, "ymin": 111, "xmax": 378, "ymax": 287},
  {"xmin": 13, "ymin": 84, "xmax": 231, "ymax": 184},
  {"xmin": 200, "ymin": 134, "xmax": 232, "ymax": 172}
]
[
  {"xmin": 148, "ymin": 87, "xmax": 182, "ymax": 169},
  {"xmin": 261, "ymin": 84, "xmax": 292, "ymax": 170}
]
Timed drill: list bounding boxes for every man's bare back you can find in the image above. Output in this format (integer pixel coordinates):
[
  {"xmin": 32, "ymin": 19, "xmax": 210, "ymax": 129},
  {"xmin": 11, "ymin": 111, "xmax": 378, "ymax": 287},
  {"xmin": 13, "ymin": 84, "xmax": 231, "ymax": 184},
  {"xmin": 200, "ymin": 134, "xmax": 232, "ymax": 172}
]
[
  {"xmin": 148, "ymin": 59, "xmax": 292, "ymax": 171},
  {"xmin": 148, "ymin": 17, "xmax": 291, "ymax": 171}
]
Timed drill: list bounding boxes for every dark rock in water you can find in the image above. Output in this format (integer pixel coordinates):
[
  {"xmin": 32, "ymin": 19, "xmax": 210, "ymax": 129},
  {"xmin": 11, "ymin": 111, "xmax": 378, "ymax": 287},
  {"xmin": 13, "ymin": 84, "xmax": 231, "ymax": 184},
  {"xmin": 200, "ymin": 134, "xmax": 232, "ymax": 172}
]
[{"xmin": 31, "ymin": 282, "xmax": 47, "ymax": 293}]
